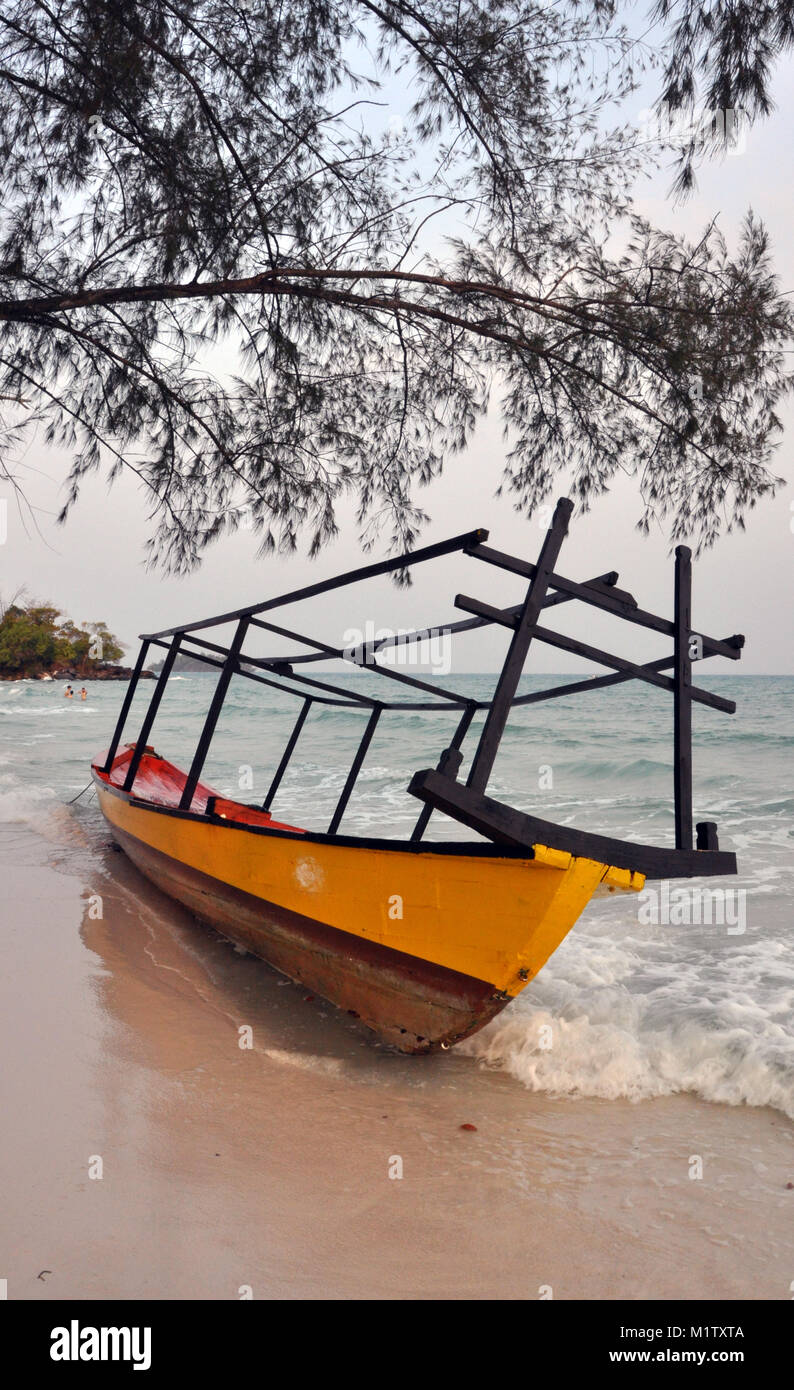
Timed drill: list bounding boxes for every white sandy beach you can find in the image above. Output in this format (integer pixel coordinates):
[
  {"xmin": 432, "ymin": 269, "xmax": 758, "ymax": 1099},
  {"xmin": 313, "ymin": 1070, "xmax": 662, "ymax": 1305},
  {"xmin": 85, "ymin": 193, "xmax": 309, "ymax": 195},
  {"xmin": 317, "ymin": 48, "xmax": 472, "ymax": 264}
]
[{"xmin": 1, "ymin": 820, "xmax": 791, "ymax": 1301}]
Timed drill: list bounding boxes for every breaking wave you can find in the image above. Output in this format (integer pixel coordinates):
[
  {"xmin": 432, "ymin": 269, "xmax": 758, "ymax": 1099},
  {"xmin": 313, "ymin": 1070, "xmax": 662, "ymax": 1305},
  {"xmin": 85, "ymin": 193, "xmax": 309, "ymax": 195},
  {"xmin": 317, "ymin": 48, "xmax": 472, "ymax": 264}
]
[{"xmin": 460, "ymin": 928, "xmax": 794, "ymax": 1119}]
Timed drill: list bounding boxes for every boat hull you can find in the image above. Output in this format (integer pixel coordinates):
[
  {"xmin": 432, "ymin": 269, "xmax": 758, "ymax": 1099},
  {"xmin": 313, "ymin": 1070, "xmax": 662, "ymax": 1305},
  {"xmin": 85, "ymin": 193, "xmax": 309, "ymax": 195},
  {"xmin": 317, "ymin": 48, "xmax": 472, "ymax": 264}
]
[
  {"xmin": 107, "ymin": 820, "xmax": 509, "ymax": 1050},
  {"xmin": 91, "ymin": 758, "xmax": 644, "ymax": 1052}
]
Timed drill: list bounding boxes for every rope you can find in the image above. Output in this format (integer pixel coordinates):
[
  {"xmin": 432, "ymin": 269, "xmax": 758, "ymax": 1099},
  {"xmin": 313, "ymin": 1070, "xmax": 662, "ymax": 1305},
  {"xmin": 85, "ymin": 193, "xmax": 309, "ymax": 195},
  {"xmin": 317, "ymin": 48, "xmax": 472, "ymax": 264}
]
[{"xmin": 66, "ymin": 781, "xmax": 94, "ymax": 804}]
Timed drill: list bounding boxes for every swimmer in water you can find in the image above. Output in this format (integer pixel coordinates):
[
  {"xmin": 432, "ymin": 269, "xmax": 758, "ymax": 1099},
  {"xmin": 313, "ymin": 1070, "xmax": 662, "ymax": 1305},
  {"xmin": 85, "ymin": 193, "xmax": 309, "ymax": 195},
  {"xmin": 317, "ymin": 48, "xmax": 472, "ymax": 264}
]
[
  {"xmin": 64, "ymin": 685, "xmax": 73, "ymax": 698},
  {"xmin": 80, "ymin": 687, "xmax": 87, "ymax": 700}
]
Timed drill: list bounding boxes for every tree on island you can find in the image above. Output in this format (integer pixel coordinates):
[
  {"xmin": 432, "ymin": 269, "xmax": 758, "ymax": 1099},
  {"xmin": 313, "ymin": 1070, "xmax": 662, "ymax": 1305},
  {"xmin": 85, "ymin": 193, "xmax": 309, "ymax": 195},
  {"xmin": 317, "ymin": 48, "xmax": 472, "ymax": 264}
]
[
  {"xmin": 0, "ymin": 594, "xmax": 124, "ymax": 676},
  {"xmin": 0, "ymin": 1, "xmax": 792, "ymax": 573}
]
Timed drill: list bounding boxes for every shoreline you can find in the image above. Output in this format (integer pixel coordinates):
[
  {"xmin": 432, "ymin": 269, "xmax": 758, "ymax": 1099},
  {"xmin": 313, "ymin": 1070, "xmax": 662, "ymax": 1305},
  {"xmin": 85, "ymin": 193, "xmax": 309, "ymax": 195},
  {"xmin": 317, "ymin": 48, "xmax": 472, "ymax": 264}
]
[
  {"xmin": 0, "ymin": 670, "xmax": 156, "ymax": 682},
  {"xmin": 1, "ymin": 825, "xmax": 792, "ymax": 1301}
]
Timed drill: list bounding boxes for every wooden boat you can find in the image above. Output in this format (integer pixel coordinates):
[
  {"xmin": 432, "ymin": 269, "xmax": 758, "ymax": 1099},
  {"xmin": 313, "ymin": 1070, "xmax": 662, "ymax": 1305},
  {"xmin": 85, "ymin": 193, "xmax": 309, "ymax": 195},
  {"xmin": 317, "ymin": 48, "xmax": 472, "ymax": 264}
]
[{"xmin": 92, "ymin": 498, "xmax": 744, "ymax": 1053}]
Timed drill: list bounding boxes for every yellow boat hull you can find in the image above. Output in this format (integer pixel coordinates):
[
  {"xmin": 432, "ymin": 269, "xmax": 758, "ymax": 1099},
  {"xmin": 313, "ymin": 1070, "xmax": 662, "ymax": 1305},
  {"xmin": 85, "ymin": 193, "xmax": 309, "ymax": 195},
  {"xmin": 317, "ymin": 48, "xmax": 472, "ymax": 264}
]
[{"xmin": 93, "ymin": 769, "xmax": 643, "ymax": 1052}]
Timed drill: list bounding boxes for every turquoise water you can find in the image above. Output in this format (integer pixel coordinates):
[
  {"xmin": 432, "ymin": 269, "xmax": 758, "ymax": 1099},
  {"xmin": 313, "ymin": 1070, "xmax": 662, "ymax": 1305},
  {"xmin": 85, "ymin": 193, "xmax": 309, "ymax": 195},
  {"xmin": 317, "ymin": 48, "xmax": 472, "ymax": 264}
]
[{"xmin": 1, "ymin": 672, "xmax": 792, "ymax": 1114}]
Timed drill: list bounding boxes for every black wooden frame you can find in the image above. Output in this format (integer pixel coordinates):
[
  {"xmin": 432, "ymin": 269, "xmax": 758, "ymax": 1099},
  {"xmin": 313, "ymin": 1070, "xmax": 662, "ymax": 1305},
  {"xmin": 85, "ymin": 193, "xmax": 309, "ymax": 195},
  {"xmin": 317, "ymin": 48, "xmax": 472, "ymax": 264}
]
[{"xmin": 102, "ymin": 499, "xmax": 743, "ymax": 871}]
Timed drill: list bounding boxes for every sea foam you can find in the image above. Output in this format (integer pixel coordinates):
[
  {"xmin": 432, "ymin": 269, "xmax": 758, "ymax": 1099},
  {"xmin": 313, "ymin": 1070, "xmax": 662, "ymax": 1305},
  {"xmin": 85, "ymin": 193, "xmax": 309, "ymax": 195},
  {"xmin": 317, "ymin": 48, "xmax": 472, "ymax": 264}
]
[{"xmin": 460, "ymin": 929, "xmax": 794, "ymax": 1119}]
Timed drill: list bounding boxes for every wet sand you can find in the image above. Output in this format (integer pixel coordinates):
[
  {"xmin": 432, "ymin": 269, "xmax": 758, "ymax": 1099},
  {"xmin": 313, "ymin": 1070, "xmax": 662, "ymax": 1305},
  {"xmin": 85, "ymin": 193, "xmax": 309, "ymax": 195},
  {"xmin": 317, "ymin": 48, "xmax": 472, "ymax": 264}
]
[{"xmin": 1, "ymin": 818, "xmax": 792, "ymax": 1301}]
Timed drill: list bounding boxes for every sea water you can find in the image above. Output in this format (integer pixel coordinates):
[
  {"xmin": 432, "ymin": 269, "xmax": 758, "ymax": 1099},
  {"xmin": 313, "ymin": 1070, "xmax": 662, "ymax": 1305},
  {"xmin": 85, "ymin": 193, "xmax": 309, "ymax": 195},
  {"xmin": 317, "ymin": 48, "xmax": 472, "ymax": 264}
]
[{"xmin": 0, "ymin": 672, "xmax": 791, "ymax": 1117}]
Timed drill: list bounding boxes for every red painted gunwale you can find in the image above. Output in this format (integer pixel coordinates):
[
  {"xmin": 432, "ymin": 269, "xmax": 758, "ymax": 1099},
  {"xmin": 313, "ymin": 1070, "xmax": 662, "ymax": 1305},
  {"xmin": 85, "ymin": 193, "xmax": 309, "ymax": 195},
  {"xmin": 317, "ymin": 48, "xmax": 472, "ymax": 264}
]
[{"xmin": 99, "ymin": 745, "xmax": 305, "ymax": 834}]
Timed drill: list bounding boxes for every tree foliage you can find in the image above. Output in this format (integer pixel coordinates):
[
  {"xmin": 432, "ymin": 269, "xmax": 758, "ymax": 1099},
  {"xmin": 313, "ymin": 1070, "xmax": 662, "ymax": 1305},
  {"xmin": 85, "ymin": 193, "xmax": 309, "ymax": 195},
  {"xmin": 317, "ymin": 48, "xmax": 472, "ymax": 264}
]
[
  {"xmin": 0, "ymin": 596, "xmax": 124, "ymax": 674},
  {"xmin": 655, "ymin": 0, "xmax": 794, "ymax": 194},
  {"xmin": 0, "ymin": 0, "xmax": 791, "ymax": 570}
]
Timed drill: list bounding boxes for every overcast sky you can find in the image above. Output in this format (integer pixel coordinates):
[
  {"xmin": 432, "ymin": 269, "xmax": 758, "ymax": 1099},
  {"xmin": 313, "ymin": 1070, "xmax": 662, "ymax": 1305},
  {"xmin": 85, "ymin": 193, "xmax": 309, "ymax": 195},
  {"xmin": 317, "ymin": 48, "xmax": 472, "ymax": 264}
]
[{"xmin": 1, "ymin": 48, "xmax": 792, "ymax": 677}]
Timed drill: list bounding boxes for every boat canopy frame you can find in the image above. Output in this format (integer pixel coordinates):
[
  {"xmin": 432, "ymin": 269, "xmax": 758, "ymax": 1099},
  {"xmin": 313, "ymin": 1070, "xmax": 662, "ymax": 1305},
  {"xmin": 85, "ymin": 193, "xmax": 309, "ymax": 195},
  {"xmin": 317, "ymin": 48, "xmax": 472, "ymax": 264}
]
[{"xmin": 103, "ymin": 498, "xmax": 744, "ymax": 878}]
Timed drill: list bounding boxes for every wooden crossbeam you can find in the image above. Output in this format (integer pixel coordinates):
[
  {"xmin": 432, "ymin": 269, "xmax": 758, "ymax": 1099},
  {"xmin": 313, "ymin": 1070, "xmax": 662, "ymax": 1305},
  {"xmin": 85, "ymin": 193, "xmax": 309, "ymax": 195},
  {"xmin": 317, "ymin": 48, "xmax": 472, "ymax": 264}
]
[
  {"xmin": 263, "ymin": 698, "xmax": 313, "ymax": 810},
  {"xmin": 466, "ymin": 497, "xmax": 574, "ymax": 793},
  {"xmin": 453, "ymin": 595, "xmax": 735, "ymax": 714},
  {"xmin": 410, "ymin": 703, "xmax": 477, "ymax": 842},
  {"xmin": 509, "ymin": 639, "xmax": 739, "ymax": 707},
  {"xmin": 178, "ymin": 619, "xmax": 251, "ymax": 810},
  {"xmin": 674, "ymin": 546, "xmax": 694, "ymax": 850},
  {"xmin": 249, "ymin": 615, "xmax": 472, "ymax": 707},
  {"xmin": 327, "ymin": 706, "xmax": 383, "ymax": 834},
  {"xmin": 122, "ymin": 635, "xmax": 182, "ymax": 793},
  {"xmin": 144, "ymin": 527, "xmax": 489, "ymax": 640},
  {"xmin": 102, "ymin": 639, "xmax": 151, "ymax": 773},
  {"xmin": 251, "ymin": 570, "xmax": 624, "ymax": 671},
  {"xmin": 408, "ymin": 769, "xmax": 737, "ymax": 879},
  {"xmin": 467, "ymin": 542, "xmax": 743, "ymax": 659}
]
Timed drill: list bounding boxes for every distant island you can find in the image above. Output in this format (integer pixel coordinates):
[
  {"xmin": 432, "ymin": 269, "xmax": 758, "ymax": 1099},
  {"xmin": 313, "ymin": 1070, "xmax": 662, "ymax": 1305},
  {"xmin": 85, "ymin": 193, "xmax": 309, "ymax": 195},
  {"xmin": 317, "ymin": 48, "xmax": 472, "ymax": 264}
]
[
  {"xmin": 148, "ymin": 653, "xmax": 214, "ymax": 674},
  {"xmin": 0, "ymin": 595, "xmax": 154, "ymax": 681}
]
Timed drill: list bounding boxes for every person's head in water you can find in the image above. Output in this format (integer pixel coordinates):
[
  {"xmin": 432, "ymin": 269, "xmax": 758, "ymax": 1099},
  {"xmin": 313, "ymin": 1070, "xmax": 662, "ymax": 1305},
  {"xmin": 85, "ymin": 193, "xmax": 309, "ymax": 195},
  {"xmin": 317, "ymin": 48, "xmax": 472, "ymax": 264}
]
[
  {"xmin": 64, "ymin": 685, "xmax": 73, "ymax": 697},
  {"xmin": 80, "ymin": 688, "xmax": 87, "ymax": 699}
]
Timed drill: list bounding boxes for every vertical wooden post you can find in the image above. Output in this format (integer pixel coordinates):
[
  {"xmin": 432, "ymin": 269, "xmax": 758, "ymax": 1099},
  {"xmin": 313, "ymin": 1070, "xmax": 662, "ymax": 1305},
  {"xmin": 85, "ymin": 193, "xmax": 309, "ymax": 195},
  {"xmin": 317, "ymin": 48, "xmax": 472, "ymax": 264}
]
[
  {"xmin": 674, "ymin": 545, "xmax": 693, "ymax": 850},
  {"xmin": 410, "ymin": 703, "xmax": 477, "ymax": 842},
  {"xmin": 263, "ymin": 697, "xmax": 312, "ymax": 809},
  {"xmin": 122, "ymin": 635, "xmax": 181, "ymax": 792},
  {"xmin": 102, "ymin": 639, "xmax": 151, "ymax": 772},
  {"xmin": 327, "ymin": 706, "xmax": 382, "ymax": 835},
  {"xmin": 179, "ymin": 618, "xmax": 250, "ymax": 810},
  {"xmin": 467, "ymin": 497, "xmax": 573, "ymax": 794}
]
